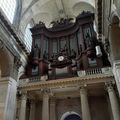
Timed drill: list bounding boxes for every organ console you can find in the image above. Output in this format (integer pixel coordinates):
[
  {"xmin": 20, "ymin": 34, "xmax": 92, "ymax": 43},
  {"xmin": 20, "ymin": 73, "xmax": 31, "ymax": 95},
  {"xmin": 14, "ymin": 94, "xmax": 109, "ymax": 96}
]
[{"xmin": 25, "ymin": 11, "xmax": 110, "ymax": 80}]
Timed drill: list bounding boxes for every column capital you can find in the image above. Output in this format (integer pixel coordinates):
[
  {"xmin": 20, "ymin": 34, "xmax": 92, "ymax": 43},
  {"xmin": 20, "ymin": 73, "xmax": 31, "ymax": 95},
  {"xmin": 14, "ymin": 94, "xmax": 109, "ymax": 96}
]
[
  {"xmin": 42, "ymin": 88, "xmax": 50, "ymax": 93},
  {"xmin": 30, "ymin": 99, "xmax": 36, "ymax": 104},
  {"xmin": 50, "ymin": 96, "xmax": 56, "ymax": 104},
  {"xmin": 21, "ymin": 92, "xmax": 27, "ymax": 100},
  {"xmin": 41, "ymin": 88, "xmax": 51, "ymax": 97},
  {"xmin": 105, "ymin": 81, "xmax": 115, "ymax": 92},
  {"xmin": 79, "ymin": 85, "xmax": 87, "ymax": 95}
]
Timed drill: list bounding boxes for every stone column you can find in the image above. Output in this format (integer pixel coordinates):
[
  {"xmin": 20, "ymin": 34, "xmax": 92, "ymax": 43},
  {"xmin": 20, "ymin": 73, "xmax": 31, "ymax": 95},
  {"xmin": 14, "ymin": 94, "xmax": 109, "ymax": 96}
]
[
  {"xmin": 106, "ymin": 82, "xmax": 120, "ymax": 120},
  {"xmin": 42, "ymin": 90, "xmax": 49, "ymax": 120},
  {"xmin": 80, "ymin": 87, "xmax": 91, "ymax": 120},
  {"xmin": 19, "ymin": 93, "xmax": 27, "ymax": 120},
  {"xmin": 50, "ymin": 97, "xmax": 56, "ymax": 120},
  {"xmin": 4, "ymin": 78, "xmax": 17, "ymax": 120},
  {"xmin": 29, "ymin": 100, "xmax": 36, "ymax": 120},
  {"xmin": 113, "ymin": 61, "xmax": 120, "ymax": 97}
]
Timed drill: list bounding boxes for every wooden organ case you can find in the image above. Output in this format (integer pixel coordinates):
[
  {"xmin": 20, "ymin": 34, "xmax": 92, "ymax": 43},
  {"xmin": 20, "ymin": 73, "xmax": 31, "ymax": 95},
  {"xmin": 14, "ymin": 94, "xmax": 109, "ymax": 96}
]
[{"xmin": 25, "ymin": 12, "xmax": 110, "ymax": 80}]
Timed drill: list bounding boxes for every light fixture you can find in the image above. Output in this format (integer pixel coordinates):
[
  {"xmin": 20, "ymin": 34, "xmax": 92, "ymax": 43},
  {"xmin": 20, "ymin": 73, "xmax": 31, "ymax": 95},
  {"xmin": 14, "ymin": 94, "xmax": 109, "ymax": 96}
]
[
  {"xmin": 95, "ymin": 45, "xmax": 102, "ymax": 57},
  {"xmin": 58, "ymin": 56, "xmax": 64, "ymax": 61}
]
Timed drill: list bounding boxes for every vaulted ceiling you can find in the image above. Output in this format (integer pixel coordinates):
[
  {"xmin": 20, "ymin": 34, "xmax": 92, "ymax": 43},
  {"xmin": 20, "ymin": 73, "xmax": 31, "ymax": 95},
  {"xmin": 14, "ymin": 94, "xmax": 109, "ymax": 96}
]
[{"xmin": 19, "ymin": 0, "xmax": 95, "ymax": 32}]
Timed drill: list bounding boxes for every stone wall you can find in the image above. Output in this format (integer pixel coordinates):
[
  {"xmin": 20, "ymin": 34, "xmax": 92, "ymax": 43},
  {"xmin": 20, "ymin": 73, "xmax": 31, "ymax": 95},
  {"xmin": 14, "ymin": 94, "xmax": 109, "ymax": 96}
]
[
  {"xmin": 34, "ymin": 96, "xmax": 111, "ymax": 120},
  {"xmin": 56, "ymin": 98, "xmax": 81, "ymax": 120},
  {"xmin": 35, "ymin": 101, "xmax": 42, "ymax": 120},
  {"xmin": 89, "ymin": 96, "xmax": 111, "ymax": 120}
]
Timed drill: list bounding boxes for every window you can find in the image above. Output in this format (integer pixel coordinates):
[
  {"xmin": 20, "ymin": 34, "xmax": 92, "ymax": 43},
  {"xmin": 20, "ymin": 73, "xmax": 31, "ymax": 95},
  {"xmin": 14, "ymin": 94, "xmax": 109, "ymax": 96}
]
[
  {"xmin": 24, "ymin": 24, "xmax": 32, "ymax": 52},
  {"xmin": 0, "ymin": 0, "xmax": 17, "ymax": 23},
  {"xmin": 88, "ymin": 58, "xmax": 97, "ymax": 67},
  {"xmin": 32, "ymin": 66, "xmax": 39, "ymax": 76}
]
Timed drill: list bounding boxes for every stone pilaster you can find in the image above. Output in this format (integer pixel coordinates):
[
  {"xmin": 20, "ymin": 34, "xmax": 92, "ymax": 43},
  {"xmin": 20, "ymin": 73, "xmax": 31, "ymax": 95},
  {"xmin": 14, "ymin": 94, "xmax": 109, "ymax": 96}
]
[
  {"xmin": 106, "ymin": 82, "xmax": 120, "ymax": 120},
  {"xmin": 80, "ymin": 87, "xmax": 91, "ymax": 120},
  {"xmin": 19, "ymin": 93, "xmax": 27, "ymax": 120},
  {"xmin": 42, "ymin": 89, "xmax": 50, "ymax": 120},
  {"xmin": 29, "ymin": 99, "xmax": 36, "ymax": 120},
  {"xmin": 50, "ymin": 97, "xmax": 56, "ymax": 120},
  {"xmin": 4, "ymin": 78, "xmax": 17, "ymax": 120}
]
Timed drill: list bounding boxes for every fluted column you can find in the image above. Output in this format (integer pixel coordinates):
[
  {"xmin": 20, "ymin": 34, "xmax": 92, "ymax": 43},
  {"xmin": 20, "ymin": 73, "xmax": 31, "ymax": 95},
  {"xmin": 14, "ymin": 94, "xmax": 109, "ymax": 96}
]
[
  {"xmin": 50, "ymin": 97, "xmax": 56, "ymax": 120},
  {"xmin": 42, "ymin": 89, "xmax": 49, "ymax": 120},
  {"xmin": 106, "ymin": 82, "xmax": 120, "ymax": 120},
  {"xmin": 19, "ymin": 93, "xmax": 27, "ymax": 120},
  {"xmin": 29, "ymin": 100, "xmax": 36, "ymax": 120},
  {"xmin": 80, "ymin": 87, "xmax": 91, "ymax": 120}
]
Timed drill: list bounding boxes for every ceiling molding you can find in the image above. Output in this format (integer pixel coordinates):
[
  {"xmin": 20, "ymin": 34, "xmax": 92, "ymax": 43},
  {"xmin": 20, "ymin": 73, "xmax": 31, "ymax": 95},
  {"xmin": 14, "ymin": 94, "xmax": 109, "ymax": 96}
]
[{"xmin": 21, "ymin": 0, "xmax": 39, "ymax": 20}]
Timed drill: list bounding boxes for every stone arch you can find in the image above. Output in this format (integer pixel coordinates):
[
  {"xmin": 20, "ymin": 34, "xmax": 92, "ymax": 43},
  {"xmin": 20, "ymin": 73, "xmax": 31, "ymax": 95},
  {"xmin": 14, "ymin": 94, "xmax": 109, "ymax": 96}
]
[
  {"xmin": 19, "ymin": 0, "xmax": 52, "ymax": 32},
  {"xmin": 109, "ymin": 14, "xmax": 120, "ymax": 61},
  {"xmin": 0, "ymin": 47, "xmax": 13, "ymax": 78},
  {"xmin": 72, "ymin": 1, "xmax": 95, "ymax": 16},
  {"xmin": 60, "ymin": 111, "xmax": 82, "ymax": 120}
]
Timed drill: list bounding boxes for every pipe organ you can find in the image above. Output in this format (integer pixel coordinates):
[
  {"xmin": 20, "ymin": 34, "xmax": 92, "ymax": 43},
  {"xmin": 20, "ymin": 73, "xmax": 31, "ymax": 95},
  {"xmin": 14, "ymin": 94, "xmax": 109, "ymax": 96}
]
[{"xmin": 25, "ymin": 12, "xmax": 110, "ymax": 79}]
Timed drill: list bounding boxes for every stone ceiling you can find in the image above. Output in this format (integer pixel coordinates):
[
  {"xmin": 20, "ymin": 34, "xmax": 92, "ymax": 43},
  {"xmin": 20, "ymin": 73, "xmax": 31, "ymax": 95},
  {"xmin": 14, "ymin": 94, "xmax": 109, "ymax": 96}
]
[{"xmin": 19, "ymin": 0, "xmax": 95, "ymax": 32}]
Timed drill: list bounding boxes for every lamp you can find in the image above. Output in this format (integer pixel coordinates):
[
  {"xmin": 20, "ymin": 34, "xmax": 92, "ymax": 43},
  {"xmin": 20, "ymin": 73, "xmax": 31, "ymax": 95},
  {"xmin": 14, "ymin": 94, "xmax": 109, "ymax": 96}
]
[{"xmin": 95, "ymin": 45, "xmax": 102, "ymax": 57}]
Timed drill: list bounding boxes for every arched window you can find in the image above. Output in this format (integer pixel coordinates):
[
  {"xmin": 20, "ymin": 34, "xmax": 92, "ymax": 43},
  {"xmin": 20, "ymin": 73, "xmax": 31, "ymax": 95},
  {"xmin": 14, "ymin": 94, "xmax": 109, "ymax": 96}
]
[
  {"xmin": 0, "ymin": 0, "xmax": 17, "ymax": 23},
  {"xmin": 24, "ymin": 24, "xmax": 32, "ymax": 52}
]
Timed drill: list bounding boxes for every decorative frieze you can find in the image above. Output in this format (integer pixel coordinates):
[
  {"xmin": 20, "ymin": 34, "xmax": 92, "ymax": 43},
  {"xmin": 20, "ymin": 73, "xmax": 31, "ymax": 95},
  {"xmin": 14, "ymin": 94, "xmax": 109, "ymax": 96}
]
[{"xmin": 19, "ymin": 73, "xmax": 114, "ymax": 92}]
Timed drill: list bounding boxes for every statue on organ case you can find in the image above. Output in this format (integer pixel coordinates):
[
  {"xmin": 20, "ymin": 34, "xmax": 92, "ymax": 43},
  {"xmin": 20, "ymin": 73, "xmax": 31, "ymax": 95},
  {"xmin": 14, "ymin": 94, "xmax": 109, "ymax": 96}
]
[
  {"xmin": 85, "ymin": 32, "xmax": 93, "ymax": 48},
  {"xmin": 43, "ymin": 50, "xmax": 48, "ymax": 59},
  {"xmin": 33, "ymin": 45, "xmax": 41, "ymax": 65},
  {"xmin": 71, "ymin": 49, "xmax": 76, "ymax": 58}
]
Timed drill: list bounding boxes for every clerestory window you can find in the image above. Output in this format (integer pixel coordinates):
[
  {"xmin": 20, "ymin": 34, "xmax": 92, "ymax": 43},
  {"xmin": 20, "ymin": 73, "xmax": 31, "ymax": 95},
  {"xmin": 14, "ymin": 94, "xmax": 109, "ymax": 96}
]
[
  {"xmin": 0, "ymin": 0, "xmax": 17, "ymax": 23},
  {"xmin": 24, "ymin": 24, "xmax": 32, "ymax": 52}
]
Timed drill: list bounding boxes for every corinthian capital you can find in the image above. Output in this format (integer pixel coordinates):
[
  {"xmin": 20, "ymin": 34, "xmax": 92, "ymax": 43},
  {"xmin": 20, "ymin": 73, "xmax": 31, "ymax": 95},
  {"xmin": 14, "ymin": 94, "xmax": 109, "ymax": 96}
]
[{"xmin": 105, "ymin": 81, "xmax": 115, "ymax": 92}]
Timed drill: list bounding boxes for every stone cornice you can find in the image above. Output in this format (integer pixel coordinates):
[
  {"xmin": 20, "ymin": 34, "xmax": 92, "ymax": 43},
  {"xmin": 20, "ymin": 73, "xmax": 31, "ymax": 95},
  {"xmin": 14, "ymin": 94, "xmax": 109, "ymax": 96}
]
[
  {"xmin": 19, "ymin": 74, "xmax": 114, "ymax": 91},
  {"xmin": 0, "ymin": 10, "xmax": 29, "ymax": 55}
]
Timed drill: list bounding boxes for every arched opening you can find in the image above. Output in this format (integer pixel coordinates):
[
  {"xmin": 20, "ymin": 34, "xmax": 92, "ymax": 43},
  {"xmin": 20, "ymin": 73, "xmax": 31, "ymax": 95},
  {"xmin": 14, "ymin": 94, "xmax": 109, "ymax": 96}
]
[
  {"xmin": 64, "ymin": 114, "xmax": 82, "ymax": 120},
  {"xmin": 110, "ymin": 15, "xmax": 120, "ymax": 61},
  {"xmin": 72, "ymin": 2, "xmax": 95, "ymax": 16},
  {"xmin": 60, "ymin": 112, "xmax": 82, "ymax": 120}
]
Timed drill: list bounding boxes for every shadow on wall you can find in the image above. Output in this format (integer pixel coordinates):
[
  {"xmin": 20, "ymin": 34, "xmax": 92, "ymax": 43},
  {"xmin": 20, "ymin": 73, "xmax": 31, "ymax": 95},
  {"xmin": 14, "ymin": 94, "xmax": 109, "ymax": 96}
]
[
  {"xmin": 110, "ymin": 15, "xmax": 120, "ymax": 61},
  {"xmin": 0, "ymin": 47, "xmax": 13, "ymax": 77}
]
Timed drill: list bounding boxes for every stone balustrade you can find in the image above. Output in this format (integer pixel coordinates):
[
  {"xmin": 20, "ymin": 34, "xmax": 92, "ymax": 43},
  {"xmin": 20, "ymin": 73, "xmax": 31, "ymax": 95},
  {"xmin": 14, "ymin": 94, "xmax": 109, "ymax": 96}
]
[
  {"xmin": 19, "ymin": 67, "xmax": 113, "ymax": 85},
  {"xmin": 77, "ymin": 67, "xmax": 112, "ymax": 77}
]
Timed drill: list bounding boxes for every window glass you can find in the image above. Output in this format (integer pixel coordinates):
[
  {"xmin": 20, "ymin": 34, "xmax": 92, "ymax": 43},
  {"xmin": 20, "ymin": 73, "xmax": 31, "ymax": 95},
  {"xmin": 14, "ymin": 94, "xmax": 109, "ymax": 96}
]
[
  {"xmin": 0, "ymin": 0, "xmax": 16, "ymax": 23},
  {"xmin": 88, "ymin": 58, "xmax": 97, "ymax": 67},
  {"xmin": 24, "ymin": 24, "xmax": 32, "ymax": 52}
]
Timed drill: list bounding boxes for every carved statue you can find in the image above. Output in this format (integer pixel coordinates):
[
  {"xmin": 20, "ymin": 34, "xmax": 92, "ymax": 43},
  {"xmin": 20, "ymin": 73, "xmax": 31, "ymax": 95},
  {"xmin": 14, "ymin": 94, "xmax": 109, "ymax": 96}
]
[
  {"xmin": 85, "ymin": 32, "xmax": 94, "ymax": 48},
  {"xmin": 79, "ymin": 44, "xmax": 82, "ymax": 53},
  {"xmin": 33, "ymin": 45, "xmax": 40, "ymax": 59},
  {"xmin": 34, "ymin": 21, "xmax": 45, "ymax": 28},
  {"xmin": 43, "ymin": 50, "xmax": 48, "ymax": 59},
  {"xmin": 50, "ymin": 18, "xmax": 73, "ymax": 28},
  {"xmin": 71, "ymin": 49, "xmax": 76, "ymax": 58}
]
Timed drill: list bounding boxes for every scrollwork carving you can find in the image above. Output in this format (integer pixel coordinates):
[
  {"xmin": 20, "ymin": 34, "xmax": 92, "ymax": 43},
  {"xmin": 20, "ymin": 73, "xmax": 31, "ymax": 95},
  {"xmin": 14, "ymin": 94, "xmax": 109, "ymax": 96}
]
[
  {"xmin": 14, "ymin": 56, "xmax": 22, "ymax": 70},
  {"xmin": 104, "ymin": 38, "xmax": 110, "ymax": 54},
  {"xmin": 50, "ymin": 18, "xmax": 73, "ymax": 28}
]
